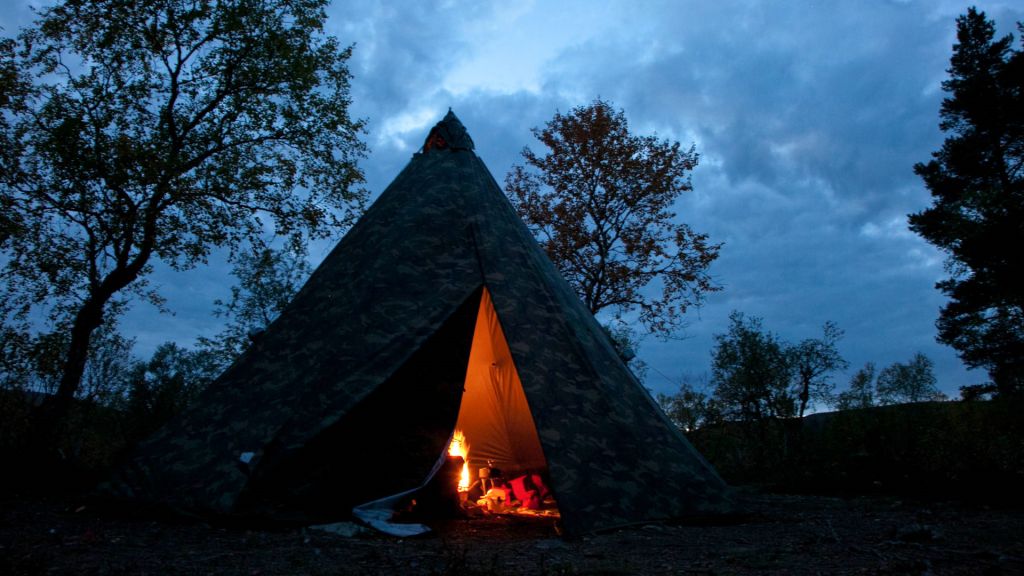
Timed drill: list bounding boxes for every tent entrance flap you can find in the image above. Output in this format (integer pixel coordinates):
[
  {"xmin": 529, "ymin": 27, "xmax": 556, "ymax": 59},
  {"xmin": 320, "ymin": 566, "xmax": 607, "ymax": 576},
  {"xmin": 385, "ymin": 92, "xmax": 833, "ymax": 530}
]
[{"xmin": 453, "ymin": 287, "xmax": 547, "ymax": 477}]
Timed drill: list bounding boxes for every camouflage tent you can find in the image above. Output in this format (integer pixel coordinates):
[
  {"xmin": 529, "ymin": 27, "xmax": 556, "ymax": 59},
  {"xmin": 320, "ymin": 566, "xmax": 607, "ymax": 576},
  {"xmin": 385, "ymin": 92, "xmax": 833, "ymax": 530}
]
[{"xmin": 109, "ymin": 111, "xmax": 730, "ymax": 536}]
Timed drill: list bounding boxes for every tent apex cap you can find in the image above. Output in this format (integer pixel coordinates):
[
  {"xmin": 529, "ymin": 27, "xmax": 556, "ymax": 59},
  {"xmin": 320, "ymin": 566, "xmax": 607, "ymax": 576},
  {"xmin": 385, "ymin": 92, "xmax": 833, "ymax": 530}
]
[{"xmin": 423, "ymin": 109, "xmax": 475, "ymax": 152}]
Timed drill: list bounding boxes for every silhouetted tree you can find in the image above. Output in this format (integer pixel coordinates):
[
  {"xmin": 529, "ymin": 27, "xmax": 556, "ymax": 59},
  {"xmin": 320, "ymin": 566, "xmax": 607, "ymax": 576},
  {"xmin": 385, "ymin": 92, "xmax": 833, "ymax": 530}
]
[
  {"xmin": 706, "ymin": 312, "xmax": 846, "ymax": 421},
  {"xmin": 1, "ymin": 36, "xmax": 29, "ymax": 224},
  {"xmin": 835, "ymin": 362, "xmax": 877, "ymax": 410},
  {"xmin": 505, "ymin": 99, "xmax": 720, "ymax": 337},
  {"xmin": 789, "ymin": 321, "xmax": 848, "ymax": 418},
  {"xmin": 0, "ymin": 326, "xmax": 68, "ymax": 397},
  {"xmin": 958, "ymin": 382, "xmax": 997, "ymax": 401},
  {"xmin": 78, "ymin": 324, "xmax": 136, "ymax": 406},
  {"xmin": 876, "ymin": 353, "xmax": 944, "ymax": 405},
  {"xmin": 0, "ymin": 0, "xmax": 367, "ymax": 442},
  {"xmin": 909, "ymin": 8, "xmax": 1024, "ymax": 395},
  {"xmin": 834, "ymin": 355, "xmax": 944, "ymax": 409},
  {"xmin": 121, "ymin": 342, "xmax": 220, "ymax": 439},
  {"xmin": 199, "ymin": 243, "xmax": 312, "ymax": 370},
  {"xmin": 657, "ymin": 374, "xmax": 720, "ymax": 431},
  {"xmin": 710, "ymin": 312, "xmax": 795, "ymax": 421}
]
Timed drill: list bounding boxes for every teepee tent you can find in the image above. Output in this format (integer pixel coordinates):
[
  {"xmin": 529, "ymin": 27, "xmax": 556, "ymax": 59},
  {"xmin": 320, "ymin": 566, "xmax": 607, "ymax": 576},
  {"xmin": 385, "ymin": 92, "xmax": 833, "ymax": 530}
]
[{"xmin": 109, "ymin": 111, "xmax": 730, "ymax": 536}]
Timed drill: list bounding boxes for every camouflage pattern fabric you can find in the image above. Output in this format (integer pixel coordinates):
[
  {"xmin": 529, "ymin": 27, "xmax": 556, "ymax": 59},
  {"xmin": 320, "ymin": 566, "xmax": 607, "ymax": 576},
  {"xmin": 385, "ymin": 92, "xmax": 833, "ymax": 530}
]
[{"xmin": 104, "ymin": 111, "xmax": 731, "ymax": 536}]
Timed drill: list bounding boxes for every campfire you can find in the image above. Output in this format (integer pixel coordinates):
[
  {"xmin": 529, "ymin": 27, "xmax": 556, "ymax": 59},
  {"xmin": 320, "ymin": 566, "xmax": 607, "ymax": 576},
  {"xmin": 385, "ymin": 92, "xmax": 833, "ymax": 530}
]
[
  {"xmin": 442, "ymin": 428, "xmax": 560, "ymax": 519},
  {"xmin": 447, "ymin": 429, "xmax": 471, "ymax": 493}
]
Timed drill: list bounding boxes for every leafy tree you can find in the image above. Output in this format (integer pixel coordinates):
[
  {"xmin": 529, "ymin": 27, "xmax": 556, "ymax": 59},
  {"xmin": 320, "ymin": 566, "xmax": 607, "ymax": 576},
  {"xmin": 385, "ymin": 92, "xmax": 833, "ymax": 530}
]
[
  {"xmin": 0, "ymin": 0, "xmax": 367, "ymax": 440},
  {"xmin": 707, "ymin": 312, "xmax": 847, "ymax": 421},
  {"xmin": 0, "ymin": 327, "xmax": 30, "ymax": 392},
  {"xmin": 505, "ymin": 99, "xmax": 720, "ymax": 336},
  {"xmin": 0, "ymin": 36, "xmax": 16, "ymax": 109},
  {"xmin": 657, "ymin": 374, "xmax": 720, "ymax": 431},
  {"xmin": 120, "ymin": 342, "xmax": 220, "ymax": 439},
  {"xmin": 710, "ymin": 312, "xmax": 795, "ymax": 421},
  {"xmin": 834, "ymin": 355, "xmax": 944, "ymax": 409},
  {"xmin": 199, "ymin": 243, "xmax": 313, "ymax": 370},
  {"xmin": 909, "ymin": 8, "xmax": 1024, "ymax": 395},
  {"xmin": 958, "ymin": 382, "xmax": 997, "ymax": 401},
  {"xmin": 835, "ymin": 362, "xmax": 877, "ymax": 410},
  {"xmin": 1, "ymin": 36, "xmax": 29, "ymax": 212},
  {"xmin": 789, "ymin": 321, "xmax": 848, "ymax": 418},
  {"xmin": 876, "ymin": 352, "xmax": 944, "ymax": 405},
  {"xmin": 0, "ymin": 326, "xmax": 68, "ymax": 397},
  {"xmin": 78, "ymin": 323, "xmax": 136, "ymax": 406}
]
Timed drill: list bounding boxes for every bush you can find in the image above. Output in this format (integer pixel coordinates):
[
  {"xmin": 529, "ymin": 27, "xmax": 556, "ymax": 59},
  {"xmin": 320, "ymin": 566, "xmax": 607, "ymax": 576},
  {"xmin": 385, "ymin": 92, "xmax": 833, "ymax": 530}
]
[{"xmin": 688, "ymin": 398, "xmax": 1024, "ymax": 502}]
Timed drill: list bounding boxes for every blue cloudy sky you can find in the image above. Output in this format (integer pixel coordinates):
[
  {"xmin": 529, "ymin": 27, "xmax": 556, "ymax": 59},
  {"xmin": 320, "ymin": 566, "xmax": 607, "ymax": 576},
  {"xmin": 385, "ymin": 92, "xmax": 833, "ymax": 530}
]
[{"xmin": 5, "ymin": 1, "xmax": 1024, "ymax": 400}]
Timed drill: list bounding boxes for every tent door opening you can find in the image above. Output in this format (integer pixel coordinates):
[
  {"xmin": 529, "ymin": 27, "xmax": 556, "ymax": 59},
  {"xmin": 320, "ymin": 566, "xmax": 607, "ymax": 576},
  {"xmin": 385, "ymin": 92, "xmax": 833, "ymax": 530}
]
[
  {"xmin": 353, "ymin": 287, "xmax": 559, "ymax": 534},
  {"xmin": 446, "ymin": 287, "xmax": 559, "ymax": 516}
]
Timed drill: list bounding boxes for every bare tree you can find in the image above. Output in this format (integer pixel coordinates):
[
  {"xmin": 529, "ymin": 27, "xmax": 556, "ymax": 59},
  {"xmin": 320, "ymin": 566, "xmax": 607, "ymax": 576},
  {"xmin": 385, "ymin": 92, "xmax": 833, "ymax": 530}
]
[{"xmin": 790, "ymin": 321, "xmax": 848, "ymax": 418}]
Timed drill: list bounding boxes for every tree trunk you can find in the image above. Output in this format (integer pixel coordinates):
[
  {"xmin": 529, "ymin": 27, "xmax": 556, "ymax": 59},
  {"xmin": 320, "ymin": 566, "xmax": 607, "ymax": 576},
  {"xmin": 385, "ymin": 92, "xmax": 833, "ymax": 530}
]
[
  {"xmin": 30, "ymin": 295, "xmax": 107, "ymax": 453},
  {"xmin": 798, "ymin": 376, "xmax": 810, "ymax": 419},
  {"xmin": 31, "ymin": 199, "xmax": 159, "ymax": 452}
]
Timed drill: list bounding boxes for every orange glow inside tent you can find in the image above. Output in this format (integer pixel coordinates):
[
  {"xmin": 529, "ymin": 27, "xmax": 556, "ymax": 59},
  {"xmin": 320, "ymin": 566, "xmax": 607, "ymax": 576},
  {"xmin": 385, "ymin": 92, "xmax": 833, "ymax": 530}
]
[{"xmin": 452, "ymin": 287, "xmax": 550, "ymax": 487}]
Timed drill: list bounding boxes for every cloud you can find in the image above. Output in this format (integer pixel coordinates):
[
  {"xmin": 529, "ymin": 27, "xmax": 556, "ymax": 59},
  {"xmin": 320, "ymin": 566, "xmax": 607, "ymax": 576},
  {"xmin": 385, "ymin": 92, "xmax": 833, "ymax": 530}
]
[
  {"xmin": 490, "ymin": 1, "xmax": 1022, "ymax": 396},
  {"xmin": 329, "ymin": 0, "xmax": 1023, "ymax": 397},
  {"xmin": 78, "ymin": 0, "xmax": 1024, "ymax": 398}
]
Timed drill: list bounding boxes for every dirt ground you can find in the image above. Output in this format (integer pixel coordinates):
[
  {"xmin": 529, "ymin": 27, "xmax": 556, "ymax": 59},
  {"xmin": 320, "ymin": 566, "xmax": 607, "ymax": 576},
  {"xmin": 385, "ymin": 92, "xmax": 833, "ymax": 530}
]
[{"xmin": 2, "ymin": 490, "xmax": 1022, "ymax": 575}]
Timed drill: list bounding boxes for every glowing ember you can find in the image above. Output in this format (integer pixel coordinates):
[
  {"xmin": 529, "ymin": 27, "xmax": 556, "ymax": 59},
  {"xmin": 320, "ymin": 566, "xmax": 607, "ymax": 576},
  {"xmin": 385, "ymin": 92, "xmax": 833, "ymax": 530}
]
[{"xmin": 448, "ymin": 429, "xmax": 471, "ymax": 492}]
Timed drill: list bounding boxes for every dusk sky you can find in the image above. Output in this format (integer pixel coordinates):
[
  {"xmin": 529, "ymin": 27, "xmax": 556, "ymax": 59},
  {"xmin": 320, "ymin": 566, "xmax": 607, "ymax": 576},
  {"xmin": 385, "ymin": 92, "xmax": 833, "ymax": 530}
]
[{"xmin": 6, "ymin": 1, "xmax": 1024, "ymax": 401}]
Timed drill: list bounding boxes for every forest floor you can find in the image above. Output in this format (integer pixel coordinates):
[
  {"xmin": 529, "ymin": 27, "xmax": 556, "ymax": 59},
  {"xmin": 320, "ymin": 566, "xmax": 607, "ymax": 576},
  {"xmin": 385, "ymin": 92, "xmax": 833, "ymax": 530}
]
[{"xmin": 2, "ymin": 489, "xmax": 1022, "ymax": 575}]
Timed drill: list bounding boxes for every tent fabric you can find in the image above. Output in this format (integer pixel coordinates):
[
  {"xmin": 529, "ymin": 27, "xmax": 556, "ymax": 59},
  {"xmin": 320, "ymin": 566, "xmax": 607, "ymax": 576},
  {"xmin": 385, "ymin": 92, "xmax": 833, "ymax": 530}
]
[
  {"xmin": 105, "ymin": 111, "xmax": 731, "ymax": 536},
  {"xmin": 454, "ymin": 287, "xmax": 547, "ymax": 476}
]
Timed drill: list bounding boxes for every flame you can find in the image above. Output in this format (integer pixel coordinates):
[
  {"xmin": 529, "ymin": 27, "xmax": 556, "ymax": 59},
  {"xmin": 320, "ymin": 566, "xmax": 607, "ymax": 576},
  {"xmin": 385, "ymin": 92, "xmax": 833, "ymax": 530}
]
[{"xmin": 448, "ymin": 429, "xmax": 471, "ymax": 492}]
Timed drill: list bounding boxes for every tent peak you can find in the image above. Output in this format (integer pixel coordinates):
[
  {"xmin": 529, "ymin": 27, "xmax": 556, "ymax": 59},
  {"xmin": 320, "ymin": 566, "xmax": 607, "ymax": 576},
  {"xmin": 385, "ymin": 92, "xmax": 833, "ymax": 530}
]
[{"xmin": 423, "ymin": 109, "xmax": 475, "ymax": 153}]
